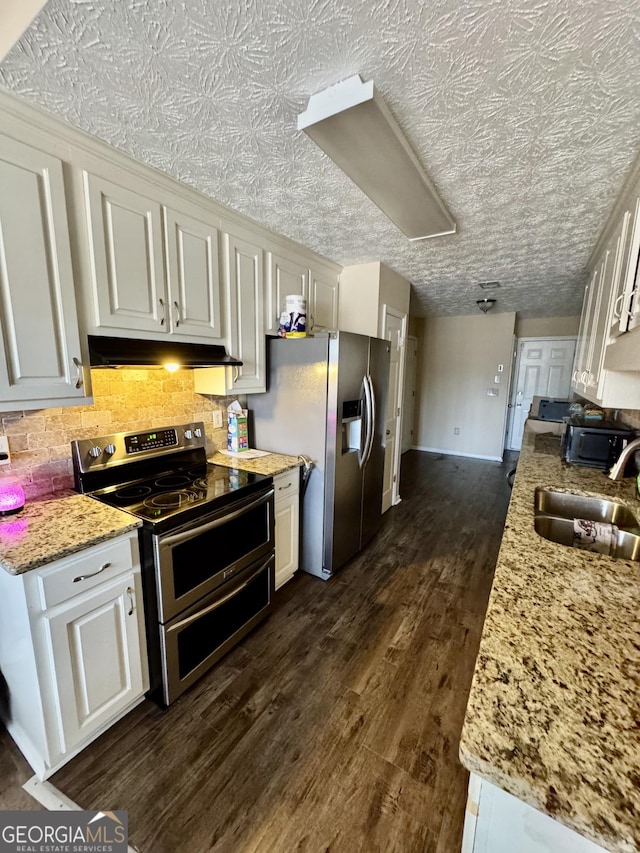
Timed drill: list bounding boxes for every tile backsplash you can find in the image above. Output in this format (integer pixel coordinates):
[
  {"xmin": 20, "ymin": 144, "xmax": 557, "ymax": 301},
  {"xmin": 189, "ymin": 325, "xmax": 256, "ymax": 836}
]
[{"xmin": 0, "ymin": 369, "xmax": 237, "ymax": 500}]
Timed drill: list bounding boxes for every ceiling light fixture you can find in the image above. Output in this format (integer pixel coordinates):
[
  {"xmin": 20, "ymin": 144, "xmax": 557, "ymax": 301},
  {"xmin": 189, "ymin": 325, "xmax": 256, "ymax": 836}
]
[
  {"xmin": 298, "ymin": 75, "xmax": 456, "ymax": 241},
  {"xmin": 477, "ymin": 298, "xmax": 497, "ymax": 314}
]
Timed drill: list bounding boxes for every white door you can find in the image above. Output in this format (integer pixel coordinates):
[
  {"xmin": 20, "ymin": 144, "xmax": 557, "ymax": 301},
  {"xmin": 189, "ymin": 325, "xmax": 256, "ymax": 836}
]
[
  {"xmin": 401, "ymin": 336, "xmax": 417, "ymax": 453},
  {"xmin": 507, "ymin": 338, "xmax": 576, "ymax": 451},
  {"xmin": 381, "ymin": 307, "xmax": 406, "ymax": 512}
]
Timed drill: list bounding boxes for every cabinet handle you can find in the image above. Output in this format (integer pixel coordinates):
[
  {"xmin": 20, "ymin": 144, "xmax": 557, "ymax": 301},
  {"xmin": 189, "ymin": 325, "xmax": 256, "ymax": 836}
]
[
  {"xmin": 613, "ymin": 293, "xmax": 624, "ymax": 320},
  {"xmin": 72, "ymin": 357, "xmax": 83, "ymax": 389},
  {"xmin": 580, "ymin": 371, "xmax": 588, "ymax": 383},
  {"xmin": 159, "ymin": 297, "xmax": 166, "ymax": 326},
  {"xmin": 233, "ymin": 365, "xmax": 240, "ymax": 383},
  {"xmin": 73, "ymin": 561, "xmax": 111, "ymax": 583},
  {"xmin": 127, "ymin": 586, "xmax": 134, "ymax": 616},
  {"xmin": 572, "ymin": 369, "xmax": 578, "ymax": 382},
  {"xmin": 278, "ymin": 482, "xmax": 292, "ymax": 490},
  {"xmin": 173, "ymin": 301, "xmax": 180, "ymax": 328}
]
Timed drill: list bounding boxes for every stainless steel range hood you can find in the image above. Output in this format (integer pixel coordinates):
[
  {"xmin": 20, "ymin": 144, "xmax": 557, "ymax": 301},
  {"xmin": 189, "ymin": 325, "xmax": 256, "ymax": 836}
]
[{"xmin": 88, "ymin": 335, "xmax": 242, "ymax": 369}]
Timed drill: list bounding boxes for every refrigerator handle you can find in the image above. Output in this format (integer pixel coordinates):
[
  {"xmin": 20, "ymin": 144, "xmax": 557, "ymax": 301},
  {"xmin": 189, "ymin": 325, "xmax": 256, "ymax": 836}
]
[
  {"xmin": 362, "ymin": 374, "xmax": 376, "ymax": 468},
  {"xmin": 358, "ymin": 375, "xmax": 371, "ymax": 470}
]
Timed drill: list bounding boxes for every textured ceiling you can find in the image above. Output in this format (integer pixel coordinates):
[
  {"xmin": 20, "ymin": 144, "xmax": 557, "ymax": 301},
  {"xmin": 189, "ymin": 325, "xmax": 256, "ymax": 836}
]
[{"xmin": 1, "ymin": 0, "xmax": 639, "ymax": 318}]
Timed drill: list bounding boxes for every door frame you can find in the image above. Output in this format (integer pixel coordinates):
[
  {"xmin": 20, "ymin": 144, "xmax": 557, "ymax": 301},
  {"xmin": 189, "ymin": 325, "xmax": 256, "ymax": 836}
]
[
  {"xmin": 505, "ymin": 336, "xmax": 577, "ymax": 451},
  {"xmin": 402, "ymin": 335, "xmax": 418, "ymax": 453},
  {"xmin": 381, "ymin": 304, "xmax": 407, "ymax": 507}
]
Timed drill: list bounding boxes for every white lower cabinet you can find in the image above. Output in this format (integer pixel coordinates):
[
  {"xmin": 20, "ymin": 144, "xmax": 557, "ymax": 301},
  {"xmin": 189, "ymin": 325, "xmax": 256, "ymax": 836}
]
[
  {"xmin": 274, "ymin": 469, "xmax": 300, "ymax": 590},
  {"xmin": 0, "ymin": 532, "xmax": 148, "ymax": 780},
  {"xmin": 462, "ymin": 774, "xmax": 607, "ymax": 853}
]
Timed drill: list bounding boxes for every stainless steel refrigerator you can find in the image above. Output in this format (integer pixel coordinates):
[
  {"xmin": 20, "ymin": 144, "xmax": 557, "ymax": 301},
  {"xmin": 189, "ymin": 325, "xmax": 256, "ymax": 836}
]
[{"xmin": 249, "ymin": 331, "xmax": 390, "ymax": 580}]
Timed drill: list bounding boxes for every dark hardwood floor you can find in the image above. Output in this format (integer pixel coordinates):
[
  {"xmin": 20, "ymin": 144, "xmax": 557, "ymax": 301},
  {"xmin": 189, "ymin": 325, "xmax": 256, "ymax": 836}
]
[{"xmin": 1, "ymin": 450, "xmax": 516, "ymax": 852}]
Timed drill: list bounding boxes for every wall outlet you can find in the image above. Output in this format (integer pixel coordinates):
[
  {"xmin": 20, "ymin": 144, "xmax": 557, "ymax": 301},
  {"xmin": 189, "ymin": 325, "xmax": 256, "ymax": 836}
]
[
  {"xmin": 453, "ymin": 427, "xmax": 460, "ymax": 435},
  {"xmin": 494, "ymin": 375, "xmax": 501, "ymax": 383},
  {"xmin": 487, "ymin": 388, "xmax": 500, "ymax": 397},
  {"xmin": 0, "ymin": 436, "xmax": 10, "ymax": 465},
  {"xmin": 212, "ymin": 409, "xmax": 223, "ymax": 429}
]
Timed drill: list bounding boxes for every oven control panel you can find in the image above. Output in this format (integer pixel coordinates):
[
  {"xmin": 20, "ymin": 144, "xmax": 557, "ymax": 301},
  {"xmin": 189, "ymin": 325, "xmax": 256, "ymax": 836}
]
[
  {"xmin": 125, "ymin": 428, "xmax": 178, "ymax": 454},
  {"xmin": 71, "ymin": 422, "xmax": 207, "ymax": 474}
]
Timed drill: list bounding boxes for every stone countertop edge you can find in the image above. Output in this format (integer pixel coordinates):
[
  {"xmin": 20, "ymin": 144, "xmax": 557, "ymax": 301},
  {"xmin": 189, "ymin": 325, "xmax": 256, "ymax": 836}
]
[
  {"xmin": 208, "ymin": 450, "xmax": 304, "ymax": 477},
  {"xmin": 0, "ymin": 493, "xmax": 141, "ymax": 576},
  {"xmin": 459, "ymin": 427, "xmax": 640, "ymax": 853}
]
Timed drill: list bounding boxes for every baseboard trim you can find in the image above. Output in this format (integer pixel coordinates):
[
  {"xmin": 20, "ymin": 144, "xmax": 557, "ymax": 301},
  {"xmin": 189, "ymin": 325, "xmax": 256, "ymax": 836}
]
[
  {"xmin": 23, "ymin": 777, "xmax": 139, "ymax": 853},
  {"xmin": 411, "ymin": 445, "xmax": 503, "ymax": 462}
]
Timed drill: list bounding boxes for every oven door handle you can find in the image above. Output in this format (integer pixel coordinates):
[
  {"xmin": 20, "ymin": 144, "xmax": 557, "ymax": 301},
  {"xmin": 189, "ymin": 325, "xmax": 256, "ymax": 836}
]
[
  {"xmin": 169, "ymin": 554, "xmax": 274, "ymax": 632},
  {"xmin": 160, "ymin": 487, "xmax": 274, "ymax": 548}
]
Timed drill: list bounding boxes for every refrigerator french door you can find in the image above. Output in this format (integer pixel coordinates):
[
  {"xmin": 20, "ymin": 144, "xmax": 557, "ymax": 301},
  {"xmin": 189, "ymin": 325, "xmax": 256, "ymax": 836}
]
[{"xmin": 250, "ymin": 332, "xmax": 390, "ymax": 580}]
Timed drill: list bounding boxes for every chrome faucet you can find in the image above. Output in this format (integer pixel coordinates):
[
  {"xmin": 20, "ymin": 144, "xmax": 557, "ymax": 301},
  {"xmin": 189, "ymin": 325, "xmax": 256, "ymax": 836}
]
[{"xmin": 608, "ymin": 435, "xmax": 640, "ymax": 480}]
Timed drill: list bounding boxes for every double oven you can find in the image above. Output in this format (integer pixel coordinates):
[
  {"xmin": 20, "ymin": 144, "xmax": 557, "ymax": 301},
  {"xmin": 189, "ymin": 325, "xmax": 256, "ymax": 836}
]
[{"xmin": 72, "ymin": 423, "xmax": 274, "ymax": 706}]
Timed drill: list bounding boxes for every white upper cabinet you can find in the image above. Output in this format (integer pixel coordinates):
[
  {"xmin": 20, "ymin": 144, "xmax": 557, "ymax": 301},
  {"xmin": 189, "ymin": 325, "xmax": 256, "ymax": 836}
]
[
  {"xmin": 308, "ymin": 266, "xmax": 339, "ymax": 331},
  {"xmin": 83, "ymin": 173, "xmax": 167, "ymax": 334},
  {"xmin": 82, "ymin": 175, "xmax": 225, "ymax": 342},
  {"xmin": 164, "ymin": 206, "xmax": 223, "ymax": 341},
  {"xmin": 0, "ymin": 134, "xmax": 88, "ymax": 409},
  {"xmin": 266, "ymin": 250, "xmax": 308, "ymax": 335},
  {"xmin": 223, "ymin": 226, "xmax": 266, "ymax": 393}
]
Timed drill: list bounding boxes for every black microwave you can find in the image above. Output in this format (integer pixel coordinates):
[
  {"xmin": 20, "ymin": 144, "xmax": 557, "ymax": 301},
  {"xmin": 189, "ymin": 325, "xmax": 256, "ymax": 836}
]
[{"xmin": 561, "ymin": 417, "xmax": 635, "ymax": 468}]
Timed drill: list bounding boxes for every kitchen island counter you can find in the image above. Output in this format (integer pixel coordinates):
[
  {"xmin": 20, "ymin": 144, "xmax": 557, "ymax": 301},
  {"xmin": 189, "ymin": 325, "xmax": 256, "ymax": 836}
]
[
  {"xmin": 0, "ymin": 493, "xmax": 141, "ymax": 575},
  {"xmin": 459, "ymin": 428, "xmax": 640, "ymax": 853}
]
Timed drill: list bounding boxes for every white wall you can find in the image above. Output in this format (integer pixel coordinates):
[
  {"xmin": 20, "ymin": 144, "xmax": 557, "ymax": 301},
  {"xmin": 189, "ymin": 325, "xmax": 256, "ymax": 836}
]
[
  {"xmin": 414, "ymin": 312, "xmax": 516, "ymax": 460},
  {"xmin": 338, "ymin": 261, "xmax": 411, "ymax": 337},
  {"xmin": 516, "ymin": 315, "xmax": 580, "ymax": 337}
]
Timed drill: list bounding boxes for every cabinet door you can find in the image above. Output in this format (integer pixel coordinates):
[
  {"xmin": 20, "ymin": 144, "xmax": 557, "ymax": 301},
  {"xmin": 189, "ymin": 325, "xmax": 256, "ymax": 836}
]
[
  {"xmin": 266, "ymin": 251, "xmax": 308, "ymax": 334},
  {"xmin": 308, "ymin": 268, "xmax": 339, "ymax": 331},
  {"xmin": 622, "ymin": 197, "xmax": 640, "ymax": 333},
  {"xmin": 274, "ymin": 470, "xmax": 299, "ymax": 589},
  {"xmin": 46, "ymin": 572, "xmax": 146, "ymax": 753},
  {"xmin": 84, "ymin": 173, "xmax": 167, "ymax": 333},
  {"xmin": 223, "ymin": 230, "xmax": 266, "ymax": 393},
  {"xmin": 164, "ymin": 207, "xmax": 223, "ymax": 340},
  {"xmin": 0, "ymin": 135, "xmax": 87, "ymax": 407},
  {"xmin": 607, "ymin": 205, "xmax": 634, "ymax": 338},
  {"xmin": 572, "ymin": 272, "xmax": 598, "ymax": 397}
]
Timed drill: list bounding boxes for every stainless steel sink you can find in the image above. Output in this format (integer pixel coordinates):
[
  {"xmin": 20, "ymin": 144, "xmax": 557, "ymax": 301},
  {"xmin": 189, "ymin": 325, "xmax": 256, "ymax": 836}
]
[
  {"xmin": 534, "ymin": 515, "xmax": 640, "ymax": 561},
  {"xmin": 534, "ymin": 489, "xmax": 638, "ymax": 529},
  {"xmin": 533, "ymin": 488, "xmax": 640, "ymax": 561}
]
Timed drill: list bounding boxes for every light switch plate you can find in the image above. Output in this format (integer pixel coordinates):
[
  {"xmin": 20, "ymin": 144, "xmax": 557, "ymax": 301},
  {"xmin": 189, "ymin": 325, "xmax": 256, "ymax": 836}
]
[
  {"xmin": 498, "ymin": 364, "xmax": 504, "ymax": 372},
  {"xmin": 0, "ymin": 436, "xmax": 10, "ymax": 465},
  {"xmin": 494, "ymin": 375, "xmax": 501, "ymax": 383},
  {"xmin": 487, "ymin": 388, "xmax": 499, "ymax": 397},
  {"xmin": 213, "ymin": 410, "xmax": 223, "ymax": 429}
]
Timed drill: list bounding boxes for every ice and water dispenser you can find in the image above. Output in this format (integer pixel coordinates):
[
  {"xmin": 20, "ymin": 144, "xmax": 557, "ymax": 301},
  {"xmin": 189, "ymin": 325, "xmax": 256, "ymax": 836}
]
[{"xmin": 341, "ymin": 399, "xmax": 363, "ymax": 454}]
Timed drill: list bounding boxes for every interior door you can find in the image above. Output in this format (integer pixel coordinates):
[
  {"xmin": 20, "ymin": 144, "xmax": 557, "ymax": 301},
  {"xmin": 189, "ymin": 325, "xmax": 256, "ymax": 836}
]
[{"xmin": 506, "ymin": 338, "xmax": 576, "ymax": 451}]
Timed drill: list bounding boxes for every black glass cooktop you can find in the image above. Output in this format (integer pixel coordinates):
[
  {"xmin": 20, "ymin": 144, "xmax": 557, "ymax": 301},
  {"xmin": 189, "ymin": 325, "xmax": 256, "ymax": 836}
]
[{"xmin": 89, "ymin": 462, "xmax": 268, "ymax": 524}]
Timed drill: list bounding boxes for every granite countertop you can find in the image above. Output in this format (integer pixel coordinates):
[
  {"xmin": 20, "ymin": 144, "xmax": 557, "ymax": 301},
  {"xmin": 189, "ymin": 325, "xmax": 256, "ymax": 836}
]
[
  {"xmin": 208, "ymin": 450, "xmax": 303, "ymax": 477},
  {"xmin": 0, "ymin": 493, "xmax": 141, "ymax": 576},
  {"xmin": 459, "ymin": 428, "xmax": 640, "ymax": 853}
]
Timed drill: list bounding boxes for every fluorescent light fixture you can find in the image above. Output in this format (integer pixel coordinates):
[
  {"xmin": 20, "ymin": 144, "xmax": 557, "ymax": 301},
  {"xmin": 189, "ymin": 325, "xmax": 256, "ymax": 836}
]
[{"xmin": 298, "ymin": 75, "xmax": 456, "ymax": 240}]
